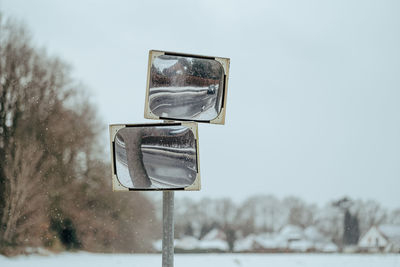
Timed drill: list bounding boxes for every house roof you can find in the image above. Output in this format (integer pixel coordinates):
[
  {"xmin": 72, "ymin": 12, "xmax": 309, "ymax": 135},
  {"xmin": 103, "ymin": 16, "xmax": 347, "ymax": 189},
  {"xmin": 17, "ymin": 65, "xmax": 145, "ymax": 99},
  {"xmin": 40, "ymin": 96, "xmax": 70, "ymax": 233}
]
[
  {"xmin": 234, "ymin": 234, "xmax": 256, "ymax": 252},
  {"xmin": 202, "ymin": 228, "xmax": 226, "ymax": 241},
  {"xmin": 359, "ymin": 225, "xmax": 388, "ymax": 248},
  {"xmin": 280, "ymin": 225, "xmax": 304, "ymax": 240},
  {"xmin": 359, "ymin": 224, "xmax": 400, "ymax": 248},
  {"xmin": 175, "ymin": 236, "xmax": 199, "ymax": 250}
]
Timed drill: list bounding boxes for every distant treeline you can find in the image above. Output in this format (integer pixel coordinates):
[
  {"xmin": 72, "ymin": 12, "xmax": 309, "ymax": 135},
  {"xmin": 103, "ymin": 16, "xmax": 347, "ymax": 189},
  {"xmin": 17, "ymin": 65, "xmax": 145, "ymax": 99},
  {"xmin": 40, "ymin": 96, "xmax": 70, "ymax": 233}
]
[{"xmin": 168, "ymin": 196, "xmax": 400, "ymax": 251}]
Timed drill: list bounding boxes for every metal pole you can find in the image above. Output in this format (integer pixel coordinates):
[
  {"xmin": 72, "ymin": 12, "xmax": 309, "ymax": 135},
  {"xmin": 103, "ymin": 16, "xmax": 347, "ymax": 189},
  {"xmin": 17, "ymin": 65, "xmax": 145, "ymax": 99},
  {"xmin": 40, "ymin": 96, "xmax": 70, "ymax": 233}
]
[{"xmin": 162, "ymin": 191, "xmax": 174, "ymax": 267}]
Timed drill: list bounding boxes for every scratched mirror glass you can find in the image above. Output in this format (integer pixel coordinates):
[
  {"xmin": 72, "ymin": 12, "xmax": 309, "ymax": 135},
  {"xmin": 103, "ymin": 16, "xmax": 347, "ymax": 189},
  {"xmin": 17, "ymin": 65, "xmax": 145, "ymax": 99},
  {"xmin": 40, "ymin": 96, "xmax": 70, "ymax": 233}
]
[
  {"xmin": 114, "ymin": 125, "xmax": 197, "ymax": 189},
  {"xmin": 149, "ymin": 55, "xmax": 224, "ymax": 121}
]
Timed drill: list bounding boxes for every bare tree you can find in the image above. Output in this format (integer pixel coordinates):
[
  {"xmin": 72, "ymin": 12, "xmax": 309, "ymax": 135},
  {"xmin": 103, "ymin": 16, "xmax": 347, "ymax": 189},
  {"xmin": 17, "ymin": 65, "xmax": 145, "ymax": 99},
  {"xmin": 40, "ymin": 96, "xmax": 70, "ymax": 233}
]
[
  {"xmin": 350, "ymin": 199, "xmax": 387, "ymax": 234},
  {"xmin": 1, "ymin": 140, "xmax": 52, "ymax": 247},
  {"xmin": 283, "ymin": 196, "xmax": 315, "ymax": 228},
  {"xmin": 388, "ymin": 209, "xmax": 400, "ymax": 225},
  {"xmin": 0, "ymin": 14, "xmax": 157, "ymax": 254}
]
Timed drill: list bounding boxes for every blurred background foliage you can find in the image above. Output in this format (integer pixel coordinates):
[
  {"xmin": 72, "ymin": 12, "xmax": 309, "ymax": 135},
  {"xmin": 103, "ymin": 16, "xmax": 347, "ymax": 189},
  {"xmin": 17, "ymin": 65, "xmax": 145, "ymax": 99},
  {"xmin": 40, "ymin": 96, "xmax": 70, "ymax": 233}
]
[{"xmin": 0, "ymin": 14, "xmax": 158, "ymax": 256}]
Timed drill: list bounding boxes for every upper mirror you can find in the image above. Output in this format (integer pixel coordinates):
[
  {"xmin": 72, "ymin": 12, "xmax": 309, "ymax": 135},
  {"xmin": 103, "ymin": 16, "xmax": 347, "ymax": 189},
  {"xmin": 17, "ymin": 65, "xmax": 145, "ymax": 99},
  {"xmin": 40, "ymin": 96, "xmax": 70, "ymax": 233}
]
[
  {"xmin": 145, "ymin": 51, "xmax": 230, "ymax": 124},
  {"xmin": 110, "ymin": 123, "xmax": 200, "ymax": 191}
]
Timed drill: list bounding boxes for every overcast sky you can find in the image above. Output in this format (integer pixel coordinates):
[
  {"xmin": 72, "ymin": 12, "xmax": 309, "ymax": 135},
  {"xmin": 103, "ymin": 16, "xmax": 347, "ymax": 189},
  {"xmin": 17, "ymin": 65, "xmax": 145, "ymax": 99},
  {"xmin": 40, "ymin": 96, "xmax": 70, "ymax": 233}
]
[{"xmin": 2, "ymin": 0, "xmax": 399, "ymax": 208}]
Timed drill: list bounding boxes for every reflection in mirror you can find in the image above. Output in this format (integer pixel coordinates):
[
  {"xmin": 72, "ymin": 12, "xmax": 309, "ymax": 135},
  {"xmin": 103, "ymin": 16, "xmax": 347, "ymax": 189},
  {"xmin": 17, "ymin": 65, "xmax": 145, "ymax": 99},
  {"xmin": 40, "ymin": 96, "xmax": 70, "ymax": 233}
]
[
  {"xmin": 149, "ymin": 55, "xmax": 224, "ymax": 121},
  {"xmin": 114, "ymin": 125, "xmax": 197, "ymax": 189}
]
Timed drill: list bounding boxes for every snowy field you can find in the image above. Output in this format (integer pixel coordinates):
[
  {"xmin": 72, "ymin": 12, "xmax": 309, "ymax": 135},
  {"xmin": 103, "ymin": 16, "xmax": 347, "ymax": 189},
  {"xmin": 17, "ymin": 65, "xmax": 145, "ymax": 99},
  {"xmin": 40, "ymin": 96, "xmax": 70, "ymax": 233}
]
[{"xmin": 1, "ymin": 253, "xmax": 400, "ymax": 267}]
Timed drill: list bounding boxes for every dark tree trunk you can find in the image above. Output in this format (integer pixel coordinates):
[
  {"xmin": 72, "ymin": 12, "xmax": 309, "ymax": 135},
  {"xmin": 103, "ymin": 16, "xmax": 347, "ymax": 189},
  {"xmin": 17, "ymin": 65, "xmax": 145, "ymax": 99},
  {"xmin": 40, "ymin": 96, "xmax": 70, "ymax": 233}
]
[{"xmin": 118, "ymin": 128, "xmax": 152, "ymax": 188}]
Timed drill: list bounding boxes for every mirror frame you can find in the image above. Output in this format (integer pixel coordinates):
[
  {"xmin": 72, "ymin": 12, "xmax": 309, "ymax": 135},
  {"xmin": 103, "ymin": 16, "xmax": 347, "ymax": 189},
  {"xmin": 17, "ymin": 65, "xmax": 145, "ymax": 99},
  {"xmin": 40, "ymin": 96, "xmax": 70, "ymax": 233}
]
[
  {"xmin": 109, "ymin": 122, "xmax": 201, "ymax": 191},
  {"xmin": 144, "ymin": 50, "xmax": 230, "ymax": 124}
]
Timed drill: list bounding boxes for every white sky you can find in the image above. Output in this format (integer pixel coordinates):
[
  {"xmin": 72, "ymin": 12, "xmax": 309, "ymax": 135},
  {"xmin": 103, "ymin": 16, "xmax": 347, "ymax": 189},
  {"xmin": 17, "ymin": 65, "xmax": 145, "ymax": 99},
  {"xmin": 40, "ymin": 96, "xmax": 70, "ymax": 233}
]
[{"xmin": 2, "ymin": 0, "xmax": 399, "ymax": 209}]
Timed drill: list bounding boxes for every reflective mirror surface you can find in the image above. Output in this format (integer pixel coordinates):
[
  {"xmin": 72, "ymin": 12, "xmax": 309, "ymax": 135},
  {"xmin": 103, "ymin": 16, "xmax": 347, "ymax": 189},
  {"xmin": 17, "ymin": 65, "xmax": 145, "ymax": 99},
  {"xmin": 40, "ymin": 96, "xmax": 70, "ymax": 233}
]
[
  {"xmin": 114, "ymin": 125, "xmax": 198, "ymax": 189},
  {"xmin": 148, "ymin": 55, "xmax": 225, "ymax": 121}
]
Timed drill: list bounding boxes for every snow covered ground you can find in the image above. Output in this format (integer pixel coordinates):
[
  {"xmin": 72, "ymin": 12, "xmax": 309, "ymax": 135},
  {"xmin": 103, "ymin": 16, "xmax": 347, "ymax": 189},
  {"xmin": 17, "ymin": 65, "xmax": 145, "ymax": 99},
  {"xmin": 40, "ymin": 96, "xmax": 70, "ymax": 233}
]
[{"xmin": 1, "ymin": 253, "xmax": 400, "ymax": 267}]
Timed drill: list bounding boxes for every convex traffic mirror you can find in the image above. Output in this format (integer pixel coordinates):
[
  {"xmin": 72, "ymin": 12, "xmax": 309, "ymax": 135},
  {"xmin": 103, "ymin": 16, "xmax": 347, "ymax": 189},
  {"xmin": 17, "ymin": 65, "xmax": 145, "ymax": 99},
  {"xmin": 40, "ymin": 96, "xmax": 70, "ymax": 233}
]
[
  {"xmin": 144, "ymin": 50, "xmax": 230, "ymax": 124},
  {"xmin": 110, "ymin": 122, "xmax": 200, "ymax": 191}
]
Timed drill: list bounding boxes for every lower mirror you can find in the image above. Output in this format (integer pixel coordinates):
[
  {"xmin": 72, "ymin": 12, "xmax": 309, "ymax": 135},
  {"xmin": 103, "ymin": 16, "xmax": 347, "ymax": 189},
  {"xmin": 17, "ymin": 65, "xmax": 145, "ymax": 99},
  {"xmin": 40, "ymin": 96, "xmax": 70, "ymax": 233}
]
[{"xmin": 110, "ymin": 123, "xmax": 200, "ymax": 190}]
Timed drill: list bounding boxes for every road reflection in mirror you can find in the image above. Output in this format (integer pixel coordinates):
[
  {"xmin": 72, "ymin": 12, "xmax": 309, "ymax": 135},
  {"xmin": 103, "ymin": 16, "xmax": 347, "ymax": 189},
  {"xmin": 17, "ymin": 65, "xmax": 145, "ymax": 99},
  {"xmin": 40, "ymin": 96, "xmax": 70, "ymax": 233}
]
[
  {"xmin": 149, "ymin": 54, "xmax": 225, "ymax": 121},
  {"xmin": 113, "ymin": 124, "xmax": 198, "ymax": 190}
]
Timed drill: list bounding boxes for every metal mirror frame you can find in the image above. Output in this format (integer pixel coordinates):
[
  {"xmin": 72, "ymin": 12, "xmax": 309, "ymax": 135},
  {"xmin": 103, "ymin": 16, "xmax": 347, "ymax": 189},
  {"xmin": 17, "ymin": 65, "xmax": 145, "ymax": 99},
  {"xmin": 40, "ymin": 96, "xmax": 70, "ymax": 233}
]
[
  {"xmin": 144, "ymin": 50, "xmax": 230, "ymax": 125},
  {"xmin": 109, "ymin": 122, "xmax": 201, "ymax": 191}
]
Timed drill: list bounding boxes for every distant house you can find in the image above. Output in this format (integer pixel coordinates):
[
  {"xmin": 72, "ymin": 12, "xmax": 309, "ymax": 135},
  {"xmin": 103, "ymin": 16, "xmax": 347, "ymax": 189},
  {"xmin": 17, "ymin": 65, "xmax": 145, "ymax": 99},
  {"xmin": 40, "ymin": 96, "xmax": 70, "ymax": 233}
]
[
  {"xmin": 255, "ymin": 234, "xmax": 287, "ymax": 252},
  {"xmin": 304, "ymin": 226, "xmax": 326, "ymax": 243},
  {"xmin": 317, "ymin": 242, "xmax": 339, "ymax": 253},
  {"xmin": 304, "ymin": 226, "xmax": 339, "ymax": 253},
  {"xmin": 280, "ymin": 225, "xmax": 304, "ymax": 242},
  {"xmin": 234, "ymin": 233, "xmax": 286, "ymax": 252},
  {"xmin": 279, "ymin": 224, "xmax": 305, "ymax": 250},
  {"xmin": 358, "ymin": 225, "xmax": 400, "ymax": 253},
  {"xmin": 155, "ymin": 228, "xmax": 230, "ymax": 253},
  {"xmin": 175, "ymin": 236, "xmax": 199, "ymax": 251},
  {"xmin": 234, "ymin": 225, "xmax": 337, "ymax": 253},
  {"xmin": 279, "ymin": 225, "xmax": 319, "ymax": 252},
  {"xmin": 197, "ymin": 229, "xmax": 229, "ymax": 252},
  {"xmin": 202, "ymin": 228, "xmax": 226, "ymax": 241}
]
